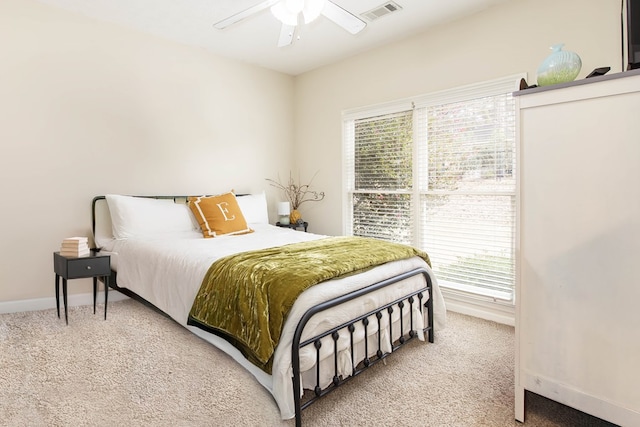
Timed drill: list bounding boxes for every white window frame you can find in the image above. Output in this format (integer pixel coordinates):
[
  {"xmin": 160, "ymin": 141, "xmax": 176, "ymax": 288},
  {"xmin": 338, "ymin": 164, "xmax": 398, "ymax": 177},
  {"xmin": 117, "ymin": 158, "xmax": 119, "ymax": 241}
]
[{"xmin": 342, "ymin": 74, "xmax": 524, "ymax": 310}]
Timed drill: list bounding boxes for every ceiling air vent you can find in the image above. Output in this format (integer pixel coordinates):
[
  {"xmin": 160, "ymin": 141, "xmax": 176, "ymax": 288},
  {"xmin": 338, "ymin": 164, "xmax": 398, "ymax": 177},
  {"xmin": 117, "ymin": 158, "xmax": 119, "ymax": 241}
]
[{"xmin": 361, "ymin": 1, "xmax": 403, "ymax": 22}]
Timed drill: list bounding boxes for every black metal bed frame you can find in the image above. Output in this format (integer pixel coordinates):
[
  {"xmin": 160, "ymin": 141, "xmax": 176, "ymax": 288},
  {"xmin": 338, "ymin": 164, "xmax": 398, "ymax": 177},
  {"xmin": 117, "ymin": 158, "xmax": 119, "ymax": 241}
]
[
  {"xmin": 291, "ymin": 268, "xmax": 433, "ymax": 426},
  {"xmin": 91, "ymin": 195, "xmax": 434, "ymax": 427}
]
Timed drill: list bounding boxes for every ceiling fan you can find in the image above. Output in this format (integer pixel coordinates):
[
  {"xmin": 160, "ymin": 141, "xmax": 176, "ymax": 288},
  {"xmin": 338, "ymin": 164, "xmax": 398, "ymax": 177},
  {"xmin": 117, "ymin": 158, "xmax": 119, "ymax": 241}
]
[{"xmin": 213, "ymin": 0, "xmax": 367, "ymax": 47}]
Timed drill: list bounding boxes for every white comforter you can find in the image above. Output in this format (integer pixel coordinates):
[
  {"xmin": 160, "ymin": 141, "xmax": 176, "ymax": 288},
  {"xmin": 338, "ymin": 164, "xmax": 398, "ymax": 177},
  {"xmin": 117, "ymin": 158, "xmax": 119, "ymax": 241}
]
[{"xmin": 104, "ymin": 223, "xmax": 446, "ymax": 420}]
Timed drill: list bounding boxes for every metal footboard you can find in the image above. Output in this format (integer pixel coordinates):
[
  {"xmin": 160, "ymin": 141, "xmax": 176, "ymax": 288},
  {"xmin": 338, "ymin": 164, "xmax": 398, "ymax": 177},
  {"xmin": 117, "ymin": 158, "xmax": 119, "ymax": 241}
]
[{"xmin": 291, "ymin": 268, "xmax": 433, "ymax": 427}]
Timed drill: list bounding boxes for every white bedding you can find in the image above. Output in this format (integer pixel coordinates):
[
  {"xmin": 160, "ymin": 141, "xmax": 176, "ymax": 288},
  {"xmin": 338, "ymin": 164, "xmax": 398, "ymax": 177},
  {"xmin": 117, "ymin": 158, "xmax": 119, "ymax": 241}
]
[{"xmin": 105, "ymin": 223, "xmax": 446, "ymax": 420}]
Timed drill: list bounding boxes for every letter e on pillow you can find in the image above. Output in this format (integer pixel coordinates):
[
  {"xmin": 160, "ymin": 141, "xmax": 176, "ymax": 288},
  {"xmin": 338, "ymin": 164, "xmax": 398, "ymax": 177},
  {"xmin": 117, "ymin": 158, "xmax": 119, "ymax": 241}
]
[{"xmin": 188, "ymin": 192, "xmax": 253, "ymax": 238}]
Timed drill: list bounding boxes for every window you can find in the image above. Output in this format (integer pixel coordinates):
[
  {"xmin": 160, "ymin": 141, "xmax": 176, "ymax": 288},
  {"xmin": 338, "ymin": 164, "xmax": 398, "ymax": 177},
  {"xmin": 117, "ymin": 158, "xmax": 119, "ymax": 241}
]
[{"xmin": 343, "ymin": 75, "xmax": 521, "ymax": 302}]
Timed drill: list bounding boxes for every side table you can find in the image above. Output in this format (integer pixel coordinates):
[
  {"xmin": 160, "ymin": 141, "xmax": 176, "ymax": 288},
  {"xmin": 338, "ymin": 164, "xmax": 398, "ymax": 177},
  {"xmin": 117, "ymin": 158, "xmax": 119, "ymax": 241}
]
[
  {"xmin": 276, "ymin": 221, "xmax": 309, "ymax": 232},
  {"xmin": 53, "ymin": 252, "xmax": 111, "ymax": 325}
]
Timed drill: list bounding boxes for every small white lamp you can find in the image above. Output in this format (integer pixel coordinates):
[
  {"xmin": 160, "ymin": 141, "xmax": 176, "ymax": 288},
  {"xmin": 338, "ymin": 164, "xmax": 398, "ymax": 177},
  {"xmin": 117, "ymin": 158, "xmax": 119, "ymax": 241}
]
[{"xmin": 277, "ymin": 201, "xmax": 291, "ymax": 225}]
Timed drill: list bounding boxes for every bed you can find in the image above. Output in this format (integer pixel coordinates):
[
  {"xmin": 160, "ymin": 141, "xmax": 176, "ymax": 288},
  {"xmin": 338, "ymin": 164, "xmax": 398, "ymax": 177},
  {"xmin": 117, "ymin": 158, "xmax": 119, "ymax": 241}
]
[{"xmin": 91, "ymin": 192, "xmax": 446, "ymax": 426}]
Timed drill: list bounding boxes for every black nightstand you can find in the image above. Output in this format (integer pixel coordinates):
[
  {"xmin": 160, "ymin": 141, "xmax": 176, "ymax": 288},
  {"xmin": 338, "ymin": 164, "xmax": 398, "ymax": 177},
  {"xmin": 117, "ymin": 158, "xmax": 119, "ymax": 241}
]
[
  {"xmin": 276, "ymin": 221, "xmax": 308, "ymax": 232},
  {"xmin": 53, "ymin": 252, "xmax": 111, "ymax": 325}
]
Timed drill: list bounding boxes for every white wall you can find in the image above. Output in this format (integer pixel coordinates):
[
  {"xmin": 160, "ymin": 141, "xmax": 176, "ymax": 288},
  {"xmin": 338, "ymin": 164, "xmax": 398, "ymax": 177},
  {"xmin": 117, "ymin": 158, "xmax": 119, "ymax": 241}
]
[
  {"xmin": 293, "ymin": 0, "xmax": 622, "ymax": 236},
  {"xmin": 0, "ymin": 0, "xmax": 295, "ymax": 302},
  {"xmin": 0, "ymin": 0, "xmax": 625, "ymax": 305}
]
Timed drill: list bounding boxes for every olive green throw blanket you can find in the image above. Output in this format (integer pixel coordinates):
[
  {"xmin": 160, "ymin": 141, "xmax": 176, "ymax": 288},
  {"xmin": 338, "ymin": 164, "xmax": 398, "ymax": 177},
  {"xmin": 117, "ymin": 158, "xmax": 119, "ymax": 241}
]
[{"xmin": 187, "ymin": 236, "xmax": 430, "ymax": 373}]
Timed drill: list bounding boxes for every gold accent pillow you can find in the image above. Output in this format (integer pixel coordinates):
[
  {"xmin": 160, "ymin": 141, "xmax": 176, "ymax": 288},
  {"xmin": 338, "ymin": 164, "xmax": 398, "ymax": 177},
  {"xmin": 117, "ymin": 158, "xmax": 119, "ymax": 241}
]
[{"xmin": 188, "ymin": 192, "xmax": 254, "ymax": 238}]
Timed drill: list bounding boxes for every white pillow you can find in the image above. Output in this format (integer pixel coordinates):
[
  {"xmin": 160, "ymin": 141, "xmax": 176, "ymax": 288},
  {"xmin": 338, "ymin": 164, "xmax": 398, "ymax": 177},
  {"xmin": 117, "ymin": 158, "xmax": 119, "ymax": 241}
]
[
  {"xmin": 236, "ymin": 192, "xmax": 269, "ymax": 224},
  {"xmin": 105, "ymin": 194, "xmax": 197, "ymax": 239}
]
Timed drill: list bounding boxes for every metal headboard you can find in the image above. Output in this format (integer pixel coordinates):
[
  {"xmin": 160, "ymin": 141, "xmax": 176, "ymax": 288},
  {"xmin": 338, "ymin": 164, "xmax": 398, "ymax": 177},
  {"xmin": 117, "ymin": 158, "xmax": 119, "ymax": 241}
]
[{"xmin": 91, "ymin": 194, "xmax": 248, "ymax": 248}]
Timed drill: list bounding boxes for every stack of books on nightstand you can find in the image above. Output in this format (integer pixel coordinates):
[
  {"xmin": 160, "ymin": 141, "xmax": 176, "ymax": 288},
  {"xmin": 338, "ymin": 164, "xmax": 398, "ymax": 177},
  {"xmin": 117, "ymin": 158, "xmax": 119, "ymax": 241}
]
[{"xmin": 60, "ymin": 237, "xmax": 90, "ymax": 257}]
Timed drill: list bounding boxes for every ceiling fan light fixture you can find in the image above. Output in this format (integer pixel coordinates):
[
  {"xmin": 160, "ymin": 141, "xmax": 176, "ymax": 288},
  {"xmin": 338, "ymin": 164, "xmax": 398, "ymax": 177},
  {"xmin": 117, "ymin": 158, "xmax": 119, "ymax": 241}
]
[
  {"xmin": 302, "ymin": 0, "xmax": 327, "ymax": 24},
  {"xmin": 271, "ymin": 1, "xmax": 299, "ymax": 26},
  {"xmin": 271, "ymin": 0, "xmax": 327, "ymax": 26}
]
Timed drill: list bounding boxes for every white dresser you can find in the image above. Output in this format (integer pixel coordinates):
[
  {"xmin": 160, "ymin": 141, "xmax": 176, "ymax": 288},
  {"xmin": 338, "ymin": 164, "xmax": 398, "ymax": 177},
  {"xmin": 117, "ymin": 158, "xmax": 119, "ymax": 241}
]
[{"xmin": 515, "ymin": 70, "xmax": 640, "ymax": 426}]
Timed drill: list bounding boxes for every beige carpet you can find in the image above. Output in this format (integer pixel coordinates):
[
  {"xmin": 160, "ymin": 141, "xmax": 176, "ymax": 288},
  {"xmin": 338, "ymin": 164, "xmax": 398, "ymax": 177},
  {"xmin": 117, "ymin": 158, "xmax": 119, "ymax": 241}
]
[{"xmin": 0, "ymin": 300, "xmax": 618, "ymax": 427}]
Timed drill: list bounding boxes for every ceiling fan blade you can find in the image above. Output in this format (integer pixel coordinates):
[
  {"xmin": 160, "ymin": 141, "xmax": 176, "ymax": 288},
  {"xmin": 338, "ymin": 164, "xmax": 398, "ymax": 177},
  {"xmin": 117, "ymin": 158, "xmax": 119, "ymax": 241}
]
[
  {"xmin": 277, "ymin": 24, "xmax": 296, "ymax": 47},
  {"xmin": 214, "ymin": 0, "xmax": 280, "ymax": 29},
  {"xmin": 321, "ymin": 1, "xmax": 366, "ymax": 35}
]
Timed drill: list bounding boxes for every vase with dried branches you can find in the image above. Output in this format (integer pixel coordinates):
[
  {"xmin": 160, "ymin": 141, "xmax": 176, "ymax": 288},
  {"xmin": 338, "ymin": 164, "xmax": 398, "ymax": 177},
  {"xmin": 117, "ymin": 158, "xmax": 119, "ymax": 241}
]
[{"xmin": 266, "ymin": 171, "xmax": 325, "ymax": 224}]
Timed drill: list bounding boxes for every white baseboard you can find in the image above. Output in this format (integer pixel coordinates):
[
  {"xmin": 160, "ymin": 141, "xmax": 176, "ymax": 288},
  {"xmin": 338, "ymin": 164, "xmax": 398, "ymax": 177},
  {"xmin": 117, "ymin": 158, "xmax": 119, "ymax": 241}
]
[
  {"xmin": 0, "ymin": 291, "xmax": 129, "ymax": 314},
  {"xmin": 441, "ymin": 287, "xmax": 515, "ymax": 326},
  {"xmin": 522, "ymin": 370, "xmax": 640, "ymax": 426}
]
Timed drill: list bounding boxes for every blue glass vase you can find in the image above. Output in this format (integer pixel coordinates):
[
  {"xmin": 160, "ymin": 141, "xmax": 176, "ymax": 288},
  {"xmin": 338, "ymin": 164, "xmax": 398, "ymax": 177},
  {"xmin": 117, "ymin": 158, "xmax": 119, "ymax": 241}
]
[{"xmin": 536, "ymin": 43, "xmax": 582, "ymax": 86}]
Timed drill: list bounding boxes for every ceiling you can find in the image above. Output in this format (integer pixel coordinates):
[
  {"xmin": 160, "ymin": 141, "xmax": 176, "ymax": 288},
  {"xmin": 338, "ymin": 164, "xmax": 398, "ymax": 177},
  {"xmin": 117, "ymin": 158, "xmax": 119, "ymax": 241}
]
[{"xmin": 36, "ymin": 0, "xmax": 513, "ymax": 76}]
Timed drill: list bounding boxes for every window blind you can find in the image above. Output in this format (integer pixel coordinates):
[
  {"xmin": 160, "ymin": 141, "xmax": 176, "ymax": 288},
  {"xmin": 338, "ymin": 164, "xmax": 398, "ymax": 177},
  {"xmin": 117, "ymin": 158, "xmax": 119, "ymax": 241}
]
[
  {"xmin": 344, "ymin": 75, "xmax": 520, "ymax": 302},
  {"xmin": 418, "ymin": 94, "xmax": 516, "ymax": 299},
  {"xmin": 350, "ymin": 110, "xmax": 413, "ymax": 244}
]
